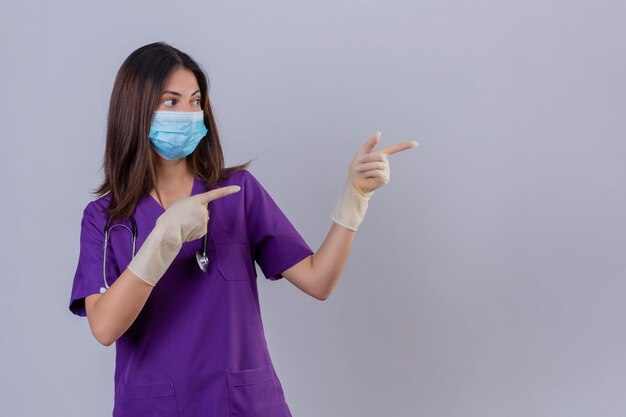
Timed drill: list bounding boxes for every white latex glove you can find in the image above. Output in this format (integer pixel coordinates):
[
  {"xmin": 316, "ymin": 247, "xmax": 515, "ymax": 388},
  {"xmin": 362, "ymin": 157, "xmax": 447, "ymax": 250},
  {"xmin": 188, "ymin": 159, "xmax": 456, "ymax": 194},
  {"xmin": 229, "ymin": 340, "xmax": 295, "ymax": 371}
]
[
  {"xmin": 331, "ymin": 131, "xmax": 418, "ymax": 231},
  {"xmin": 128, "ymin": 185, "xmax": 241, "ymax": 286}
]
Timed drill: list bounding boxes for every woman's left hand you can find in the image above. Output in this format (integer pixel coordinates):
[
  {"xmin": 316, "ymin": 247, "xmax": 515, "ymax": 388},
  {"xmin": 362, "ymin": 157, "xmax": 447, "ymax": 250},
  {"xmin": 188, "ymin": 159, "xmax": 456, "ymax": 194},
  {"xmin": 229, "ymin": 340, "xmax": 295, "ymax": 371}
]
[{"xmin": 349, "ymin": 131, "xmax": 419, "ymax": 196}]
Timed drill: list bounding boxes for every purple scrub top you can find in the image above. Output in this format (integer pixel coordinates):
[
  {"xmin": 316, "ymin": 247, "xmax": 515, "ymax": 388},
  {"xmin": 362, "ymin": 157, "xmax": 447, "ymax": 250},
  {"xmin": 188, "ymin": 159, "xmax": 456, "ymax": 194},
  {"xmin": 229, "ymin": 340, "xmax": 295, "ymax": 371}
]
[{"xmin": 69, "ymin": 169, "xmax": 314, "ymax": 417}]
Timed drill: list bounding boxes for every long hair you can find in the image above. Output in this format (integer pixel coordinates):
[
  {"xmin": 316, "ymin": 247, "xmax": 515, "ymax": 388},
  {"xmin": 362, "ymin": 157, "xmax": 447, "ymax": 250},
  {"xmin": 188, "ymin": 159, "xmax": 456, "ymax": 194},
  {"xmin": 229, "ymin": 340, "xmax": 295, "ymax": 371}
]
[{"xmin": 92, "ymin": 41, "xmax": 252, "ymax": 221}]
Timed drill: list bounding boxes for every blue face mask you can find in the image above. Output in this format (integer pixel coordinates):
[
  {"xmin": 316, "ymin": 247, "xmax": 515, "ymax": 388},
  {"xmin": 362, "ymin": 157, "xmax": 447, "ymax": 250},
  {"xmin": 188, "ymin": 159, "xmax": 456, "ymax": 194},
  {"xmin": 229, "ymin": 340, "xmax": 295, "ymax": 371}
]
[{"xmin": 148, "ymin": 110, "xmax": 208, "ymax": 160}]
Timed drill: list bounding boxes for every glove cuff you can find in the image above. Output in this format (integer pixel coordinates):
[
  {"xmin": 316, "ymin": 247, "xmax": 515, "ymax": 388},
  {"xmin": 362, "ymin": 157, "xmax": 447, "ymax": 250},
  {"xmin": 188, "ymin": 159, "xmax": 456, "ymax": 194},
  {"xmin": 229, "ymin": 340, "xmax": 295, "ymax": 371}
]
[
  {"xmin": 127, "ymin": 221, "xmax": 183, "ymax": 286},
  {"xmin": 330, "ymin": 177, "xmax": 373, "ymax": 231}
]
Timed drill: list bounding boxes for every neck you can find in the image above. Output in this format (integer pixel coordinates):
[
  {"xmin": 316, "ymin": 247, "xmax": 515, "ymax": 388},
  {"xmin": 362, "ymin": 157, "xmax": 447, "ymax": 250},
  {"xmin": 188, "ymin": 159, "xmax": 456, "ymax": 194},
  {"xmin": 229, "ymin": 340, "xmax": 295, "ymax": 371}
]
[{"xmin": 153, "ymin": 158, "xmax": 194, "ymax": 191}]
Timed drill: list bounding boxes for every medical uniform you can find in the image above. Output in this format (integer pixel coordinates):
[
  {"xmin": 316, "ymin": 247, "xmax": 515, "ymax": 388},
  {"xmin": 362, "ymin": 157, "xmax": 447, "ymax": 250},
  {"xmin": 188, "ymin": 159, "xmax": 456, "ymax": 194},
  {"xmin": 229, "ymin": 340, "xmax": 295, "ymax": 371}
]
[{"xmin": 69, "ymin": 169, "xmax": 314, "ymax": 417}]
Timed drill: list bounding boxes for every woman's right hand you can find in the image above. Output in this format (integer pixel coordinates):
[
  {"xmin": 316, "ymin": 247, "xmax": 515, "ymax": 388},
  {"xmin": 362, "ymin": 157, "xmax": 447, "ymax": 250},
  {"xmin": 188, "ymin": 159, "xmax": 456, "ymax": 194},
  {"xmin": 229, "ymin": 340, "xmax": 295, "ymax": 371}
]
[
  {"xmin": 128, "ymin": 185, "xmax": 241, "ymax": 287},
  {"xmin": 156, "ymin": 185, "xmax": 241, "ymax": 243}
]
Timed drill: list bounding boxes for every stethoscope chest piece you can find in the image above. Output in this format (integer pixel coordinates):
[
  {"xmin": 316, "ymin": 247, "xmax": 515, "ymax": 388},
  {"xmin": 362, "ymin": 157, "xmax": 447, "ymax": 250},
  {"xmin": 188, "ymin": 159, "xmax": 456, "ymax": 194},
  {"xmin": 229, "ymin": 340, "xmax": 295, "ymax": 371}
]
[{"xmin": 196, "ymin": 251, "xmax": 209, "ymax": 272}]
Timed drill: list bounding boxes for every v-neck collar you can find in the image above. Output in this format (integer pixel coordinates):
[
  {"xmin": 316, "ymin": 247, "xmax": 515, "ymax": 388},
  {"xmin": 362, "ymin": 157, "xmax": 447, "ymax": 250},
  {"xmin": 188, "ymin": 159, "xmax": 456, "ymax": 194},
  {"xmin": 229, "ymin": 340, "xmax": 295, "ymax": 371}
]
[{"xmin": 142, "ymin": 176, "xmax": 205, "ymax": 214}]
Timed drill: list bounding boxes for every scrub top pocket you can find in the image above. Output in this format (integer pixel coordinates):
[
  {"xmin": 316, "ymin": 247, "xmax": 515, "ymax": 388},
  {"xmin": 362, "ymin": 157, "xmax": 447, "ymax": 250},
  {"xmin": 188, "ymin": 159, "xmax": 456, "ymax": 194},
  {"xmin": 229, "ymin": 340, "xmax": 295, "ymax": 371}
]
[
  {"xmin": 211, "ymin": 227, "xmax": 252, "ymax": 281},
  {"xmin": 227, "ymin": 364, "xmax": 288, "ymax": 417},
  {"xmin": 119, "ymin": 380, "xmax": 180, "ymax": 417}
]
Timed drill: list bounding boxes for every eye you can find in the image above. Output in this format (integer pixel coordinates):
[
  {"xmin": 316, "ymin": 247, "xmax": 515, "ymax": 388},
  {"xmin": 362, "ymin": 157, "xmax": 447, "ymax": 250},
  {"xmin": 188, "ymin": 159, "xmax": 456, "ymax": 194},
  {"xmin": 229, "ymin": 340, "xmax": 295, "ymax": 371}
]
[
  {"xmin": 193, "ymin": 98, "xmax": 201, "ymax": 106},
  {"xmin": 164, "ymin": 98, "xmax": 176, "ymax": 106}
]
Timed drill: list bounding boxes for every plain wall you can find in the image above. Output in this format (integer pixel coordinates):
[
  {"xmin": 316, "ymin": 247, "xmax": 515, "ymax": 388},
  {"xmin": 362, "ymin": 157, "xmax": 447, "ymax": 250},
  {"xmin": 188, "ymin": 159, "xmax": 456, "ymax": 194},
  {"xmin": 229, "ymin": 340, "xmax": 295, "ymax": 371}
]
[{"xmin": 1, "ymin": 1, "xmax": 625, "ymax": 416}]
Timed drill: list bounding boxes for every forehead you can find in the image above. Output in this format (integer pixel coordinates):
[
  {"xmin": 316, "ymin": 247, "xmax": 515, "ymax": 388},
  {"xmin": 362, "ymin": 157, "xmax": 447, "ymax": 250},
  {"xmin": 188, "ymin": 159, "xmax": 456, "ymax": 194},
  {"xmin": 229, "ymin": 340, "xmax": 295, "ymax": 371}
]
[{"xmin": 163, "ymin": 68, "xmax": 200, "ymax": 93}]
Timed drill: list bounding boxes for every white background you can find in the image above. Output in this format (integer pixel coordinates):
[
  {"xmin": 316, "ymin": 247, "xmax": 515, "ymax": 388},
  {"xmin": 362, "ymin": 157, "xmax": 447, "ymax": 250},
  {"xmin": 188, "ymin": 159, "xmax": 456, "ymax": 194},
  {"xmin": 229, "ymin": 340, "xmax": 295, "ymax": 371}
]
[{"xmin": 1, "ymin": 1, "xmax": 625, "ymax": 416}]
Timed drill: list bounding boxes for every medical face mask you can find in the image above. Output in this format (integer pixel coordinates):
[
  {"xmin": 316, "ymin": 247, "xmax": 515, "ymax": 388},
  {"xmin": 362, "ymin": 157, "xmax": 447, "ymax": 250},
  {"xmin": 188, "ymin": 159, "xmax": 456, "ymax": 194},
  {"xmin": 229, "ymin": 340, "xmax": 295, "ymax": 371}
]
[{"xmin": 148, "ymin": 110, "xmax": 208, "ymax": 160}]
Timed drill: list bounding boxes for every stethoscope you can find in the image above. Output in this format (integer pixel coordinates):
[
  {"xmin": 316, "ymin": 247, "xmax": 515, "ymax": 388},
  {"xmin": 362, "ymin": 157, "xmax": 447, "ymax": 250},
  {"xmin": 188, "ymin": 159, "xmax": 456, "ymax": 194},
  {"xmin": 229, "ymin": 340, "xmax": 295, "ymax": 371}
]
[{"xmin": 100, "ymin": 202, "xmax": 211, "ymax": 293}]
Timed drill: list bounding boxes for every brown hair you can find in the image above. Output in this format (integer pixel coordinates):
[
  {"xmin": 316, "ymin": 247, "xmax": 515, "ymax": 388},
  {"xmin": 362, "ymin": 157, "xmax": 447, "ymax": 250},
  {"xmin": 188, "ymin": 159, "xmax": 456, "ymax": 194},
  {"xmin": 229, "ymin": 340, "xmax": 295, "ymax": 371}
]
[{"xmin": 92, "ymin": 41, "xmax": 253, "ymax": 221}]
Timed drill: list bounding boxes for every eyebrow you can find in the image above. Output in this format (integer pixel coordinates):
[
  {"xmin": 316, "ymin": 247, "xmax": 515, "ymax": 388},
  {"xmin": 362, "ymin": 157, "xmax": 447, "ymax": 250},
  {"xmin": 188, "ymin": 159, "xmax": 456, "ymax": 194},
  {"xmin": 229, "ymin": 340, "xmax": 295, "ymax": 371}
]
[{"xmin": 161, "ymin": 89, "xmax": 201, "ymax": 97}]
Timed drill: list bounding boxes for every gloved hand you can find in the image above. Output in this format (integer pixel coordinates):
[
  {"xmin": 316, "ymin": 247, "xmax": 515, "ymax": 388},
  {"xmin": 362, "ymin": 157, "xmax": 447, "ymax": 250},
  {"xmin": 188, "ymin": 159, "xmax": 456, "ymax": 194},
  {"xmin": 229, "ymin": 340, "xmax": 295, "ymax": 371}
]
[
  {"xmin": 128, "ymin": 185, "xmax": 241, "ymax": 286},
  {"xmin": 331, "ymin": 131, "xmax": 418, "ymax": 231}
]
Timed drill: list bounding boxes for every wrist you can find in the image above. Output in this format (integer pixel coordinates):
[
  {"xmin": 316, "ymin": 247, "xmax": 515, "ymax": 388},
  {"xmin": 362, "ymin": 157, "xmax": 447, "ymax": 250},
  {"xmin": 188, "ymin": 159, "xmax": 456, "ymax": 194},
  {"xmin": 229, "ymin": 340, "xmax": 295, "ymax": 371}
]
[
  {"xmin": 330, "ymin": 177, "xmax": 372, "ymax": 231},
  {"xmin": 128, "ymin": 221, "xmax": 183, "ymax": 286}
]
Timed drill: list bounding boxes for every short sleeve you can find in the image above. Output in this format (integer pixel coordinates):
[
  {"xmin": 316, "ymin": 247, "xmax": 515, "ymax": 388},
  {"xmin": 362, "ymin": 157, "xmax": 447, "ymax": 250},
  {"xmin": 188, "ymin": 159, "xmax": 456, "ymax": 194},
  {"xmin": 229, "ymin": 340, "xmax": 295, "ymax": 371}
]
[
  {"xmin": 243, "ymin": 170, "xmax": 314, "ymax": 280},
  {"xmin": 68, "ymin": 201, "xmax": 120, "ymax": 317}
]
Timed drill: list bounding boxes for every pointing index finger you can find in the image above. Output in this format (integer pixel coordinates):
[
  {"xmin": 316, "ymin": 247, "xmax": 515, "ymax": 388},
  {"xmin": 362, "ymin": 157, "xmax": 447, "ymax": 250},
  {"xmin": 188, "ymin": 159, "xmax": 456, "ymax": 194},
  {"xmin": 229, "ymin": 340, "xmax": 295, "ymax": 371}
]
[
  {"xmin": 195, "ymin": 185, "xmax": 241, "ymax": 203},
  {"xmin": 379, "ymin": 141, "xmax": 419, "ymax": 155}
]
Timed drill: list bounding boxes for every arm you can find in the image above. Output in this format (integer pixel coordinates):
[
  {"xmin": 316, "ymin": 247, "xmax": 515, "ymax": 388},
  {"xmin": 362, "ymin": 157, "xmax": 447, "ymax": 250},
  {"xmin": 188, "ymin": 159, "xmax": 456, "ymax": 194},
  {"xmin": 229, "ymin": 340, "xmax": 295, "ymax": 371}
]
[
  {"xmin": 281, "ymin": 132, "xmax": 418, "ymax": 300},
  {"xmin": 86, "ymin": 185, "xmax": 240, "ymax": 346},
  {"xmin": 85, "ymin": 217, "xmax": 180, "ymax": 346},
  {"xmin": 85, "ymin": 268, "xmax": 154, "ymax": 346},
  {"xmin": 281, "ymin": 221, "xmax": 355, "ymax": 301}
]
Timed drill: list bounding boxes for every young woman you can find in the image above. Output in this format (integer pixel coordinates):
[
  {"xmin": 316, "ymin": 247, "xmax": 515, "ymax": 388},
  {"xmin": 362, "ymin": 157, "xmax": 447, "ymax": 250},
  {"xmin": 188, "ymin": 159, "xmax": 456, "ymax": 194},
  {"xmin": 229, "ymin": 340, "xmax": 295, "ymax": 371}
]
[{"xmin": 68, "ymin": 41, "xmax": 417, "ymax": 417}]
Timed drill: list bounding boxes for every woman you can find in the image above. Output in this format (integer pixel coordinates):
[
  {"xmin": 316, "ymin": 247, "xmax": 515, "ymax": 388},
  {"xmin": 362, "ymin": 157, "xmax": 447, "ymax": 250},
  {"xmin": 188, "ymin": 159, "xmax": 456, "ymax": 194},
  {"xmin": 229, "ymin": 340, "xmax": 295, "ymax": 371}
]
[{"xmin": 68, "ymin": 41, "xmax": 417, "ymax": 417}]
